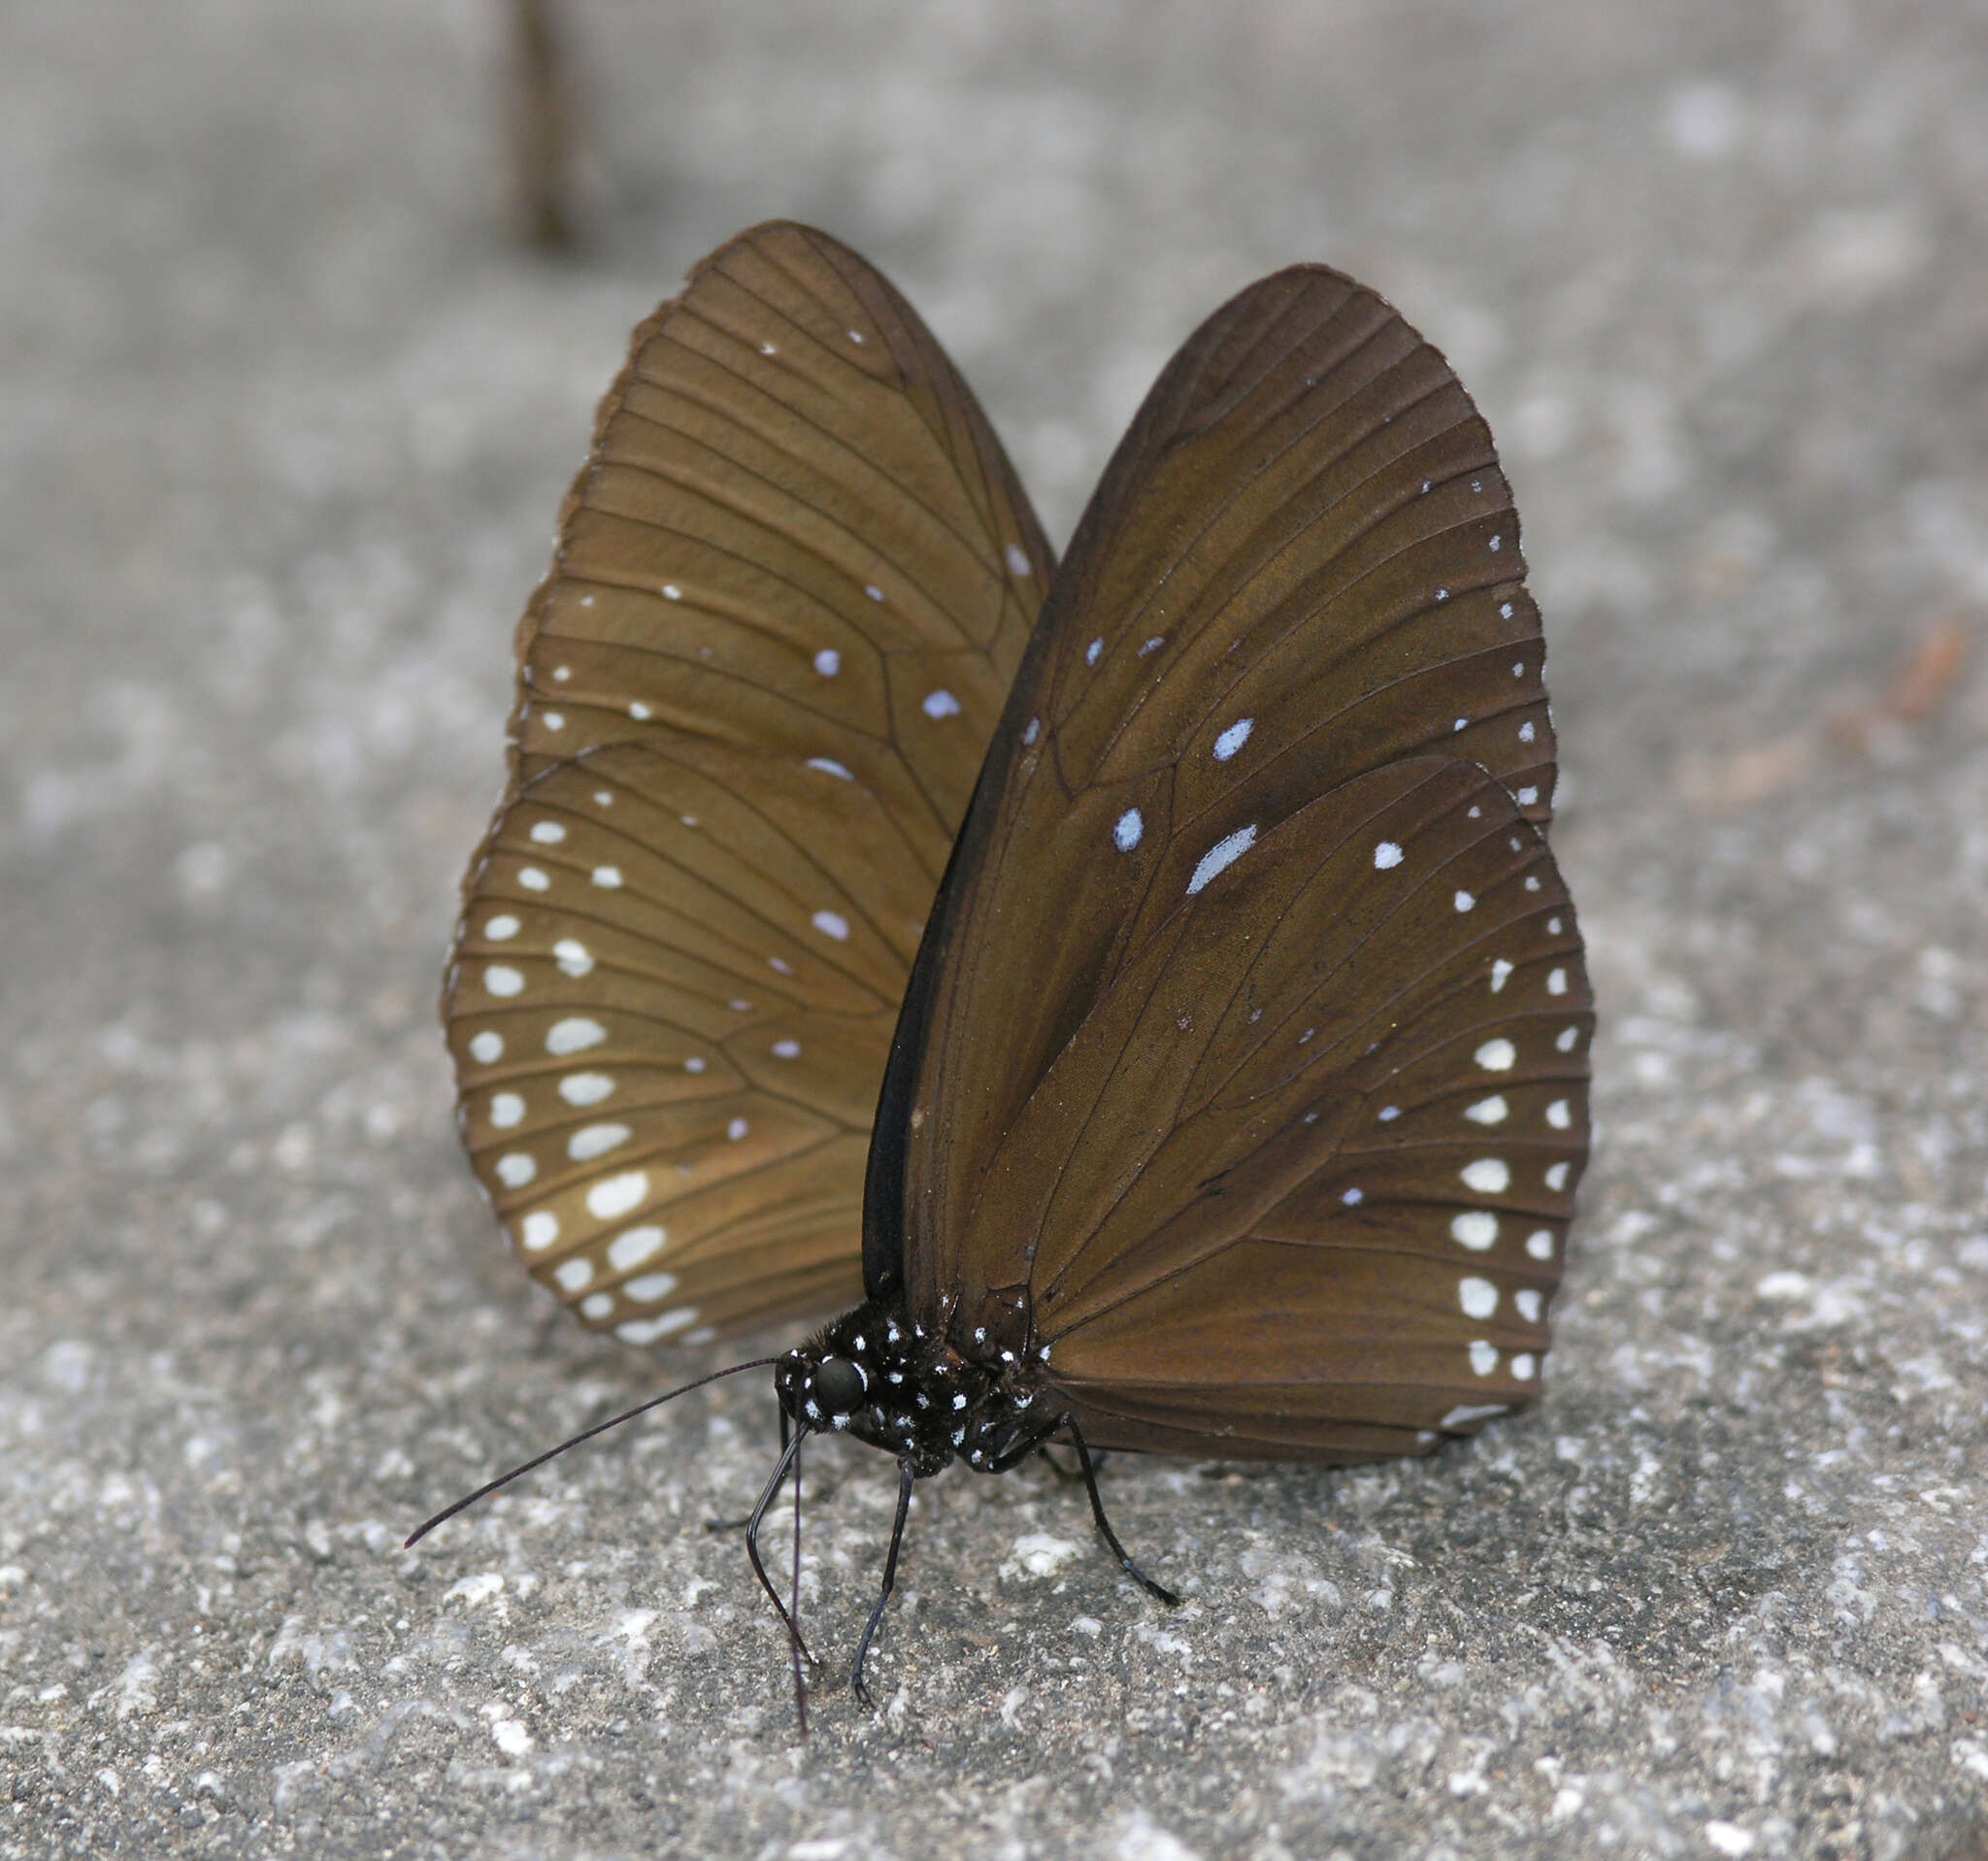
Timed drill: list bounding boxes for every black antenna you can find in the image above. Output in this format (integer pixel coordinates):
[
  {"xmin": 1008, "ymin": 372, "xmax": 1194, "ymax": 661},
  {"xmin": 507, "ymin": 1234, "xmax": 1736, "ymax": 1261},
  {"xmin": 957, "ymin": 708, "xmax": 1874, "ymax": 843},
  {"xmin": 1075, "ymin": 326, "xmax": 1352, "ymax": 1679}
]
[{"xmin": 404, "ymin": 1357, "xmax": 779, "ymax": 1548}]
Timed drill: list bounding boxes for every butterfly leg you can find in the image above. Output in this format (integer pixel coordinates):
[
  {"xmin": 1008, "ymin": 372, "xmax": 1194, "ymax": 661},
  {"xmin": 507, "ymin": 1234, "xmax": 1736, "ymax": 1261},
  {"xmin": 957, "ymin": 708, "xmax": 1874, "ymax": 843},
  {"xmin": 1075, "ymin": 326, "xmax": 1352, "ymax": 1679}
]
[
  {"xmin": 743, "ymin": 1431, "xmax": 820, "ymax": 1669},
  {"xmin": 850, "ymin": 1456, "xmax": 916, "ymax": 1710},
  {"xmin": 1066, "ymin": 1420, "xmax": 1180, "ymax": 1607},
  {"xmin": 1036, "ymin": 1444, "xmax": 1109, "ymax": 1484},
  {"xmin": 708, "ymin": 1404, "xmax": 790, "ymax": 1531}
]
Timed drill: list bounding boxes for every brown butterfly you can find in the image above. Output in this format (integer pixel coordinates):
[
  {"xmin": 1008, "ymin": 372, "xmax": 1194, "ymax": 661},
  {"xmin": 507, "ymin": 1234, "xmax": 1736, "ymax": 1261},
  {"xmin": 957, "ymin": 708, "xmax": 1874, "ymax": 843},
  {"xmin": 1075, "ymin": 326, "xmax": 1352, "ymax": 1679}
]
[{"xmin": 430, "ymin": 221, "xmax": 1591, "ymax": 1715}]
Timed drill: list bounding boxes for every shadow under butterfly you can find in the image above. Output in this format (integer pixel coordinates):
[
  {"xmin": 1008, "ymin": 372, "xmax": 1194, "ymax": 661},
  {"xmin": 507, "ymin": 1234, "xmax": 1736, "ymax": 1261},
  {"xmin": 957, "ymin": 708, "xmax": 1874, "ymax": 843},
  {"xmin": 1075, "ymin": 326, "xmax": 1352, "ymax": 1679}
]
[{"xmin": 415, "ymin": 221, "xmax": 1594, "ymax": 1727}]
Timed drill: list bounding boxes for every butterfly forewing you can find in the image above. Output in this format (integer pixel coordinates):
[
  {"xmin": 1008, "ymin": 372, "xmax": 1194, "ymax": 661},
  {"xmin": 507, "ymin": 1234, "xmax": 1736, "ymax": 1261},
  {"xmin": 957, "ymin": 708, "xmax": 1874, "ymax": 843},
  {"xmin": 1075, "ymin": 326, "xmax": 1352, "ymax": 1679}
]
[
  {"xmin": 447, "ymin": 223, "xmax": 1052, "ymax": 1341},
  {"xmin": 891, "ymin": 267, "xmax": 1588, "ymax": 1457},
  {"xmin": 508, "ymin": 222, "xmax": 1049, "ymax": 843},
  {"xmin": 895, "ymin": 266, "xmax": 1562, "ymax": 1322}
]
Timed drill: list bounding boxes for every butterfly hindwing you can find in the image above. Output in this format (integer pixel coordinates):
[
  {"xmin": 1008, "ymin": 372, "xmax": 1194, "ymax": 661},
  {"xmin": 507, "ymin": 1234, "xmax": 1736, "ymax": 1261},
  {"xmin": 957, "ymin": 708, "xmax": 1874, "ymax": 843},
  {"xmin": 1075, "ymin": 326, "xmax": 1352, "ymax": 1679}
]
[
  {"xmin": 1011, "ymin": 761, "xmax": 1590, "ymax": 1459},
  {"xmin": 447, "ymin": 223, "xmax": 1052, "ymax": 1341}
]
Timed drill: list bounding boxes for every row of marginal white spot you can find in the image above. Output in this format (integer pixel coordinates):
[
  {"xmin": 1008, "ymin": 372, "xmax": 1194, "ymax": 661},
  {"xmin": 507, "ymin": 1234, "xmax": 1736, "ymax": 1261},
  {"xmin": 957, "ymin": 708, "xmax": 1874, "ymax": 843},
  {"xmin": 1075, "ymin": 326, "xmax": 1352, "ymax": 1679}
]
[
  {"xmin": 472, "ymin": 798, "xmax": 860, "ymax": 1136},
  {"xmin": 1422, "ymin": 519, "xmax": 1553, "ymax": 1465}
]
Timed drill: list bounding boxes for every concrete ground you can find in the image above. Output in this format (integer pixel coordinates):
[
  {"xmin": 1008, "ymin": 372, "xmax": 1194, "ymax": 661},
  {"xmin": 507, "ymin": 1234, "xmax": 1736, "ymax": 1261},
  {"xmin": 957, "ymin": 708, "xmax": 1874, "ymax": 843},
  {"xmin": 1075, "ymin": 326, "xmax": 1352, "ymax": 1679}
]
[{"xmin": 4, "ymin": 2, "xmax": 1987, "ymax": 1855}]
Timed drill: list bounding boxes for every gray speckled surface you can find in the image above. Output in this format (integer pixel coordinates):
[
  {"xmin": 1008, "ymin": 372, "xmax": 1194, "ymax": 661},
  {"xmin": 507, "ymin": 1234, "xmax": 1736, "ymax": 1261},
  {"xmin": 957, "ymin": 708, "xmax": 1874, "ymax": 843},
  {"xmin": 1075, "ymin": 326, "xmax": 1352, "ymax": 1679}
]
[{"xmin": 5, "ymin": 3, "xmax": 1988, "ymax": 1856}]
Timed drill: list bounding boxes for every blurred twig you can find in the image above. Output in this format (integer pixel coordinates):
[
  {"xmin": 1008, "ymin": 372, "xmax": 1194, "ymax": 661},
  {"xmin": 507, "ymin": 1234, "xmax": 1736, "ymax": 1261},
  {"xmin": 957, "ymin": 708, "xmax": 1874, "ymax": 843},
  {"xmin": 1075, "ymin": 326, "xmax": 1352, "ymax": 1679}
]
[
  {"xmin": 1681, "ymin": 612, "xmax": 1974, "ymax": 810},
  {"xmin": 514, "ymin": 0, "xmax": 580, "ymax": 252},
  {"xmin": 1828, "ymin": 612, "xmax": 1970, "ymax": 751}
]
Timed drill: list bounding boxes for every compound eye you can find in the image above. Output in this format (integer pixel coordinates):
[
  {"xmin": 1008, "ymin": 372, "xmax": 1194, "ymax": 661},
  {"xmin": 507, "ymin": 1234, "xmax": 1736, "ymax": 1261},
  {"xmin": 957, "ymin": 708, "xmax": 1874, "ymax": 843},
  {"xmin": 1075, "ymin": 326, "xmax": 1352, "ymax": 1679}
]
[{"xmin": 813, "ymin": 1356, "xmax": 866, "ymax": 1415}]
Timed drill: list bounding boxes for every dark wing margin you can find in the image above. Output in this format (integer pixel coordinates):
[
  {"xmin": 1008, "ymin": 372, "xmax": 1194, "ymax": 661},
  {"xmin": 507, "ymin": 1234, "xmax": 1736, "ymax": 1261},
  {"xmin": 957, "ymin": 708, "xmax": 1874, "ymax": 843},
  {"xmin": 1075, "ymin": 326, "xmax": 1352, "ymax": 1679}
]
[{"xmin": 446, "ymin": 222, "xmax": 1052, "ymax": 1343}]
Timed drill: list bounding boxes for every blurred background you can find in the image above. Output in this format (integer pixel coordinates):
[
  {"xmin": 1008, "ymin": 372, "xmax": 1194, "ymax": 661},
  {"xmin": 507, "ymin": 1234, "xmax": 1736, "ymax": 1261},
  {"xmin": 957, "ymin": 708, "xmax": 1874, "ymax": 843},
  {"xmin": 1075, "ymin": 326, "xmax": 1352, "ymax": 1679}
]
[{"xmin": 4, "ymin": 3, "xmax": 1986, "ymax": 1856}]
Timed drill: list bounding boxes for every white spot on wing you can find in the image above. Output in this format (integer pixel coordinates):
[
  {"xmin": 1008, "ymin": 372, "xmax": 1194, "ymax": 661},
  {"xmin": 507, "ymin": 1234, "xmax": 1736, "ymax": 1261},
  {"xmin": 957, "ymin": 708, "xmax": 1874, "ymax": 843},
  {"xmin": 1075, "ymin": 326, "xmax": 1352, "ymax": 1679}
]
[
  {"xmin": 1474, "ymin": 1038, "xmax": 1516, "ymax": 1071},
  {"xmin": 591, "ymin": 866, "xmax": 622, "ymax": 888},
  {"xmin": 519, "ymin": 1211, "xmax": 558, "ymax": 1250},
  {"xmin": 1441, "ymin": 1403, "xmax": 1508, "ymax": 1428},
  {"xmin": 586, "ymin": 1172, "xmax": 647, "ymax": 1220},
  {"xmin": 568, "ymin": 1122, "xmax": 630, "ymax": 1162},
  {"xmin": 553, "ymin": 1258, "xmax": 592, "ymax": 1292},
  {"xmin": 489, "ymin": 1092, "xmax": 524, "ymax": 1129},
  {"xmin": 615, "ymin": 1309, "xmax": 698, "ymax": 1345},
  {"xmin": 485, "ymin": 914, "xmax": 519, "ymax": 941},
  {"xmin": 1526, "ymin": 1229, "xmax": 1555, "ymax": 1260},
  {"xmin": 1085, "ymin": 637, "xmax": 1103, "ymax": 665},
  {"xmin": 530, "ymin": 821, "xmax": 566, "ymax": 846},
  {"xmin": 559, "ymin": 1073, "xmax": 613, "ymax": 1106},
  {"xmin": 814, "ymin": 648, "xmax": 841, "ymax": 677},
  {"xmin": 1545, "ymin": 1161, "xmax": 1571, "ymax": 1191},
  {"xmin": 483, "ymin": 965, "xmax": 524, "ymax": 998},
  {"xmin": 1465, "ymin": 1095, "xmax": 1508, "ymax": 1125},
  {"xmin": 1469, "ymin": 1341, "xmax": 1499, "ymax": 1376},
  {"xmin": 1547, "ymin": 967, "xmax": 1569, "ymax": 995},
  {"xmin": 1005, "ymin": 544, "xmax": 1032, "ymax": 578},
  {"xmin": 1187, "ymin": 824, "xmax": 1257, "ymax": 895},
  {"xmin": 1459, "ymin": 1278, "xmax": 1499, "ymax": 1319},
  {"xmin": 608, "ymin": 1227, "xmax": 665, "ymax": 1271},
  {"xmin": 1489, "ymin": 958, "xmax": 1513, "ymax": 993},
  {"xmin": 1511, "ymin": 1353, "xmax": 1537, "ymax": 1380},
  {"xmin": 1212, "ymin": 718, "xmax": 1254, "ymax": 761},
  {"xmin": 518, "ymin": 867, "xmax": 549, "ymax": 892},
  {"xmin": 922, "ymin": 689, "xmax": 961, "ymax": 719},
  {"xmin": 1545, "ymin": 1098, "xmax": 1572, "ymax": 1129},
  {"xmin": 1462, "ymin": 1157, "xmax": 1511, "ymax": 1194},
  {"xmin": 1374, "ymin": 841, "xmax": 1404, "ymax": 870},
  {"xmin": 1453, "ymin": 890, "xmax": 1475, "ymax": 913},
  {"xmin": 726, "ymin": 1117, "xmax": 748, "ymax": 1142},
  {"xmin": 1451, "ymin": 1212, "xmax": 1499, "ymax": 1250},
  {"xmin": 624, "ymin": 1272, "xmax": 678, "ymax": 1302},
  {"xmin": 468, "ymin": 1030, "xmax": 504, "ymax": 1064},
  {"xmin": 547, "ymin": 1016, "xmax": 606, "ymax": 1055},
  {"xmin": 806, "ymin": 757, "xmax": 854, "ymax": 780},
  {"xmin": 812, "ymin": 910, "xmax": 850, "ymax": 941},
  {"xmin": 1113, "ymin": 809, "xmax": 1143, "ymax": 852},
  {"xmin": 1515, "ymin": 1289, "xmax": 1543, "ymax": 1323},
  {"xmin": 495, "ymin": 1152, "xmax": 536, "ymax": 1188},
  {"xmin": 553, "ymin": 939, "xmax": 594, "ymax": 978}
]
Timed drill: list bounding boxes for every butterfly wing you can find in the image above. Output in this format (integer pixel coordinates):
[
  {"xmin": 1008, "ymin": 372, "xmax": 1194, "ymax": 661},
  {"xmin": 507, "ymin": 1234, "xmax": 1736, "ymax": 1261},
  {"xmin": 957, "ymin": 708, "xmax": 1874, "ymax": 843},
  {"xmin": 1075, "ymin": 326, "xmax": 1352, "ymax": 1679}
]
[
  {"xmin": 447, "ymin": 222, "xmax": 1051, "ymax": 1344},
  {"xmin": 997, "ymin": 759, "xmax": 1588, "ymax": 1458},
  {"xmin": 886, "ymin": 264, "xmax": 1585, "ymax": 1452}
]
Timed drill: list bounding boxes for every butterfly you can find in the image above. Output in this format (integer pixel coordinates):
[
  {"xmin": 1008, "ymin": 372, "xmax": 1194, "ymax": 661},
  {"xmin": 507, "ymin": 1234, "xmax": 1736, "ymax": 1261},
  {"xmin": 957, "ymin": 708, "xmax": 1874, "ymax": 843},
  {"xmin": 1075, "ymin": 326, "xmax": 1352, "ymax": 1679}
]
[{"xmin": 429, "ymin": 220, "xmax": 1592, "ymax": 1718}]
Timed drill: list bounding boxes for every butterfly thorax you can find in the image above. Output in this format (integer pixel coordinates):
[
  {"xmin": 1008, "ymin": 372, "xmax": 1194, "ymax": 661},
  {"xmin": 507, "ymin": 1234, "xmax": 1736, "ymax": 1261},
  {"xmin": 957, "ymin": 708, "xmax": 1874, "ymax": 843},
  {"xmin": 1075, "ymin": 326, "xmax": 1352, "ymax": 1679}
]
[{"xmin": 776, "ymin": 1297, "xmax": 1061, "ymax": 1479}]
